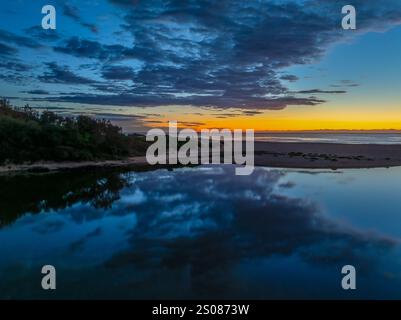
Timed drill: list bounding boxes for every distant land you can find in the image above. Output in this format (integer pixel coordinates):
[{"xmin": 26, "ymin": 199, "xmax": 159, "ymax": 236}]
[
  {"xmin": 2, "ymin": 98, "xmax": 401, "ymax": 174},
  {"xmin": 255, "ymin": 130, "xmax": 401, "ymax": 134}
]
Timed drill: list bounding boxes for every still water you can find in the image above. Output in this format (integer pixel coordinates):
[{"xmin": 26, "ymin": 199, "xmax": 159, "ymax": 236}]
[
  {"xmin": 1, "ymin": 165, "xmax": 401, "ymax": 299},
  {"xmin": 254, "ymin": 132, "xmax": 401, "ymax": 144}
]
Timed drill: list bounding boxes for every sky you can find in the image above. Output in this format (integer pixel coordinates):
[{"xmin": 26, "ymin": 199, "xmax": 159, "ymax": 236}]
[{"xmin": 0, "ymin": 0, "xmax": 401, "ymax": 132}]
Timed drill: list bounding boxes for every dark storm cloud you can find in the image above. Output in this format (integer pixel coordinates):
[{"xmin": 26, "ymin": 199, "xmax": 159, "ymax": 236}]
[
  {"xmin": 38, "ymin": 62, "xmax": 97, "ymax": 85},
  {"xmin": 63, "ymin": 3, "xmax": 98, "ymax": 33}
]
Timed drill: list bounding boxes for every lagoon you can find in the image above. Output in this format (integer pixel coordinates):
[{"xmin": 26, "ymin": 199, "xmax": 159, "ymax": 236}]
[{"xmin": 1, "ymin": 165, "xmax": 401, "ymax": 299}]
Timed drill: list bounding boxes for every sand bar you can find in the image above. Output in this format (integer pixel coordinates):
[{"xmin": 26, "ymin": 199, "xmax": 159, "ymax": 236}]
[{"xmin": 2, "ymin": 142, "xmax": 401, "ymax": 174}]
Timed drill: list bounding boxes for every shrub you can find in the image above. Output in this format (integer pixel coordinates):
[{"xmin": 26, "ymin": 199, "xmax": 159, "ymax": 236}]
[{"xmin": 0, "ymin": 99, "xmax": 148, "ymax": 164}]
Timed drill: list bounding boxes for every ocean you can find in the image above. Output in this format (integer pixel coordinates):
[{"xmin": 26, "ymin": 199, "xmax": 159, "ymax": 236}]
[{"xmin": 254, "ymin": 132, "xmax": 401, "ymax": 144}]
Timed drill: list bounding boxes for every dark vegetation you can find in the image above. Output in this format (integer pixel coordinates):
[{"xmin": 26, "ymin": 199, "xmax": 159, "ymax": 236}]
[
  {"xmin": 0, "ymin": 99, "xmax": 149, "ymax": 164},
  {"xmin": 0, "ymin": 169, "xmax": 131, "ymax": 226},
  {"xmin": 0, "ymin": 165, "xmax": 182, "ymax": 227}
]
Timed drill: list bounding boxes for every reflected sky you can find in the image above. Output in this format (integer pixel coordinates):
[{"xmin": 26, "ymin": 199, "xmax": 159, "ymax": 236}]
[{"xmin": 1, "ymin": 165, "xmax": 401, "ymax": 299}]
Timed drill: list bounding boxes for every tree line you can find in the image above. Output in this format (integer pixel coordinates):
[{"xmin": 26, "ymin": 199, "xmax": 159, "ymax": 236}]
[{"xmin": 0, "ymin": 99, "xmax": 149, "ymax": 164}]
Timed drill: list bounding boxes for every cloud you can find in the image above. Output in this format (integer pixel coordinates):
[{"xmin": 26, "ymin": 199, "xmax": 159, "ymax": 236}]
[
  {"xmin": 38, "ymin": 62, "xmax": 97, "ymax": 85},
  {"xmin": 330, "ymin": 80, "xmax": 360, "ymax": 88},
  {"xmin": 32, "ymin": 219, "xmax": 65, "ymax": 234},
  {"xmin": 0, "ymin": 61, "xmax": 30, "ymax": 72},
  {"xmin": 101, "ymin": 65, "xmax": 136, "ymax": 80},
  {"xmin": 0, "ymin": 74, "xmax": 24, "ymax": 84},
  {"xmin": 0, "ymin": 42, "xmax": 17, "ymax": 56},
  {"xmin": 108, "ymin": 0, "xmax": 139, "ymax": 6},
  {"xmin": 3, "ymin": 0, "xmax": 401, "ymax": 110},
  {"xmin": 241, "ymin": 110, "xmax": 264, "ymax": 116},
  {"xmin": 101, "ymin": 166, "xmax": 397, "ymax": 297},
  {"xmin": 90, "ymin": 82, "xmax": 129, "ymax": 93},
  {"xmin": 55, "ymin": 0, "xmax": 401, "ymax": 108},
  {"xmin": 176, "ymin": 121, "xmax": 205, "ymax": 127},
  {"xmin": 63, "ymin": 4, "xmax": 98, "ymax": 33},
  {"xmin": 92, "ymin": 112, "xmax": 145, "ymax": 120},
  {"xmin": 1, "ymin": 165, "xmax": 398, "ymax": 297},
  {"xmin": 39, "ymin": 93, "xmax": 325, "ymax": 109},
  {"xmin": 0, "ymin": 29, "xmax": 41, "ymax": 48},
  {"xmin": 23, "ymin": 89, "xmax": 50, "ymax": 95},
  {"xmin": 69, "ymin": 227, "xmax": 102, "ymax": 253},
  {"xmin": 24, "ymin": 26, "xmax": 60, "ymax": 42},
  {"xmin": 54, "ymin": 37, "xmax": 137, "ymax": 62},
  {"xmin": 280, "ymin": 74, "xmax": 299, "ymax": 82},
  {"xmin": 296, "ymin": 89, "xmax": 347, "ymax": 94}
]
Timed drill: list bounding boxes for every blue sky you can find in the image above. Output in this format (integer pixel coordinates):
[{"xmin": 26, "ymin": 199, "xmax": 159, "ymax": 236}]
[{"xmin": 1, "ymin": 0, "xmax": 401, "ymax": 131}]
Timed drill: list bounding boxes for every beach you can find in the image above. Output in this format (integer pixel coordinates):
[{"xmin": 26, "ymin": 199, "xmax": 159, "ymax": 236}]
[
  {"xmin": 2, "ymin": 142, "xmax": 401, "ymax": 174},
  {"xmin": 254, "ymin": 142, "xmax": 401, "ymax": 169},
  {"xmin": 0, "ymin": 156, "xmax": 149, "ymax": 174}
]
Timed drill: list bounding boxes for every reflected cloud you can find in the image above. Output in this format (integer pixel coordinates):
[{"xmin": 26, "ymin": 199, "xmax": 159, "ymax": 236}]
[
  {"xmin": 69, "ymin": 227, "xmax": 102, "ymax": 253},
  {"xmin": 1, "ymin": 165, "xmax": 400, "ymax": 298},
  {"xmin": 102, "ymin": 166, "xmax": 397, "ymax": 290}
]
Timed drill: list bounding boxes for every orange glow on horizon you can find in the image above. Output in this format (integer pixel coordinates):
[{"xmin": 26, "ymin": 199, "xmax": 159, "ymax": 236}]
[{"xmin": 141, "ymin": 105, "xmax": 401, "ymax": 132}]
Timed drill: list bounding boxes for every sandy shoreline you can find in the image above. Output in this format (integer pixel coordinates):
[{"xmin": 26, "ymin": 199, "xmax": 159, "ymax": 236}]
[
  {"xmin": 254, "ymin": 142, "xmax": 401, "ymax": 169},
  {"xmin": 1, "ymin": 142, "xmax": 401, "ymax": 174},
  {"xmin": 0, "ymin": 156, "xmax": 149, "ymax": 174}
]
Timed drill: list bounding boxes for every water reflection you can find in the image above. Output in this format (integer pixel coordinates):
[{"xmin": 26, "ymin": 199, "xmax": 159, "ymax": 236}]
[
  {"xmin": 1, "ymin": 166, "xmax": 401, "ymax": 299},
  {"xmin": 0, "ymin": 170, "xmax": 132, "ymax": 227}
]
